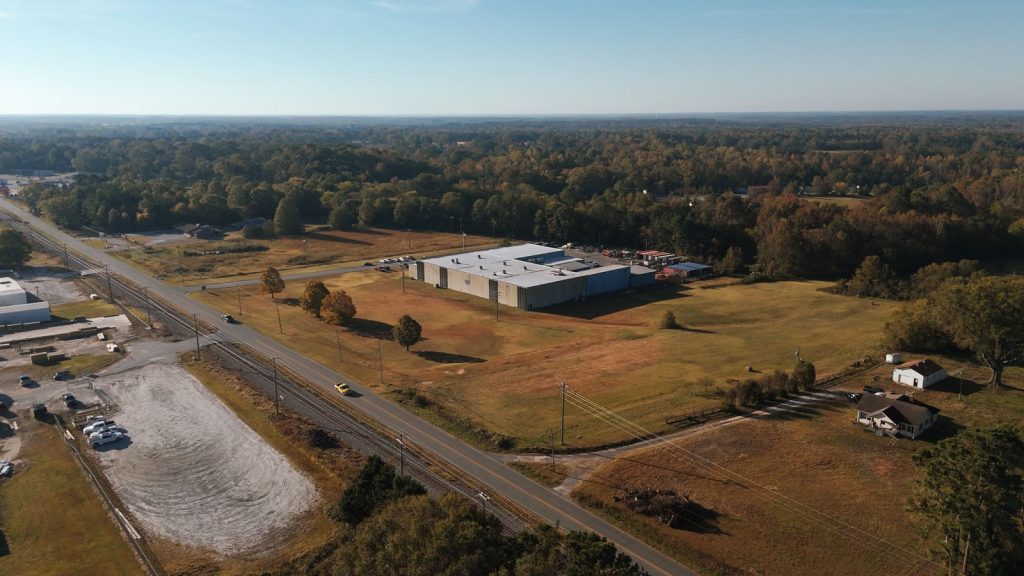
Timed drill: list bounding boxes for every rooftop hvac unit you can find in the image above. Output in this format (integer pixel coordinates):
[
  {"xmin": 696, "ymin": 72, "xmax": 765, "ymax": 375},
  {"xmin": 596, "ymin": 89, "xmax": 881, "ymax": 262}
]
[
  {"xmin": 503, "ymin": 269, "xmax": 507, "ymax": 274},
  {"xmin": 479, "ymin": 265, "xmax": 484, "ymax": 269},
  {"xmin": 477, "ymin": 254, "xmax": 482, "ymax": 259}
]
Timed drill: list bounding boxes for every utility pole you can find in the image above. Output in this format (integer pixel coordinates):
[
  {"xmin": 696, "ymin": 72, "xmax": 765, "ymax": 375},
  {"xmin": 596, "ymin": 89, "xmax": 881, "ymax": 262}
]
[
  {"xmin": 177, "ymin": 248, "xmax": 184, "ymax": 284},
  {"xmin": 62, "ymin": 243, "xmax": 69, "ymax": 269},
  {"xmin": 142, "ymin": 286, "xmax": 152, "ymax": 326},
  {"xmin": 378, "ymin": 341, "xmax": 384, "ymax": 385},
  {"xmin": 275, "ymin": 300, "xmax": 283, "ymax": 334},
  {"xmin": 495, "ymin": 297, "xmax": 499, "ymax": 322},
  {"xmin": 402, "ymin": 266, "xmax": 406, "ymax": 294},
  {"xmin": 549, "ymin": 428, "xmax": 555, "ymax": 470},
  {"xmin": 272, "ymin": 357, "xmax": 280, "ymax": 415},
  {"xmin": 236, "ymin": 285, "xmax": 242, "ymax": 316},
  {"xmin": 560, "ymin": 382, "xmax": 567, "ymax": 445},
  {"xmin": 104, "ymin": 265, "xmax": 113, "ymax": 301},
  {"xmin": 335, "ymin": 328, "xmax": 343, "ymax": 362},
  {"xmin": 192, "ymin": 313, "xmax": 201, "ymax": 359},
  {"xmin": 396, "ymin": 433, "xmax": 406, "ymax": 475},
  {"xmin": 956, "ymin": 368, "xmax": 966, "ymax": 401}
]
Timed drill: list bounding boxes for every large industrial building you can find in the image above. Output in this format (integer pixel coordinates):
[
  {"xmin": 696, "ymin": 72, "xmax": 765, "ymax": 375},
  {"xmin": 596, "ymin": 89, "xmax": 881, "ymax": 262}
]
[
  {"xmin": 0, "ymin": 277, "xmax": 51, "ymax": 325},
  {"xmin": 410, "ymin": 244, "xmax": 654, "ymax": 310}
]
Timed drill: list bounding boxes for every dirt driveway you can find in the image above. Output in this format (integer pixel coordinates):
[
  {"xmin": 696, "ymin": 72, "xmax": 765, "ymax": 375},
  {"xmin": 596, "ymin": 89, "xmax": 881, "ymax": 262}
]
[{"xmin": 92, "ymin": 363, "xmax": 317, "ymax": 555}]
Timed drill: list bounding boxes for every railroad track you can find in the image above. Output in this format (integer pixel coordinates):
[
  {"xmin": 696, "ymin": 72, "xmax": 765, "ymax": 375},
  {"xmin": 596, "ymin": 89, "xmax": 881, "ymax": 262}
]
[{"xmin": 0, "ymin": 210, "xmax": 533, "ymax": 533}]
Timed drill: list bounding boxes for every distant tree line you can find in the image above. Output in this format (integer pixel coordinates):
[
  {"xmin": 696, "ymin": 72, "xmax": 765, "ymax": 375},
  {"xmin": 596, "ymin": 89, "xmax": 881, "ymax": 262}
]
[{"xmin": 3, "ymin": 118, "xmax": 1023, "ymax": 282}]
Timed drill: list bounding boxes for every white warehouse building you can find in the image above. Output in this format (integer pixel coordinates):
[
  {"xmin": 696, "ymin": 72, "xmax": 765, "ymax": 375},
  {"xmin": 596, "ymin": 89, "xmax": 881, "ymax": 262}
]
[
  {"xmin": 0, "ymin": 277, "xmax": 51, "ymax": 325},
  {"xmin": 410, "ymin": 244, "xmax": 651, "ymax": 311}
]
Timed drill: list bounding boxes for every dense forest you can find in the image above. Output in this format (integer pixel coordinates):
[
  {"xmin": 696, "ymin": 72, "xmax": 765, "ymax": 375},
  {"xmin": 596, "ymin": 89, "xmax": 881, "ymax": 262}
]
[{"xmin": 3, "ymin": 114, "xmax": 1023, "ymax": 281}]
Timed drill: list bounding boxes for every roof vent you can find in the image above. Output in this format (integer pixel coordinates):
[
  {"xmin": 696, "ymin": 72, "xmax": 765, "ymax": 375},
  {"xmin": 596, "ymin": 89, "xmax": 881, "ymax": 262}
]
[
  {"xmin": 479, "ymin": 265, "xmax": 484, "ymax": 270},
  {"xmin": 503, "ymin": 269, "xmax": 508, "ymax": 274},
  {"xmin": 477, "ymin": 254, "xmax": 482, "ymax": 259}
]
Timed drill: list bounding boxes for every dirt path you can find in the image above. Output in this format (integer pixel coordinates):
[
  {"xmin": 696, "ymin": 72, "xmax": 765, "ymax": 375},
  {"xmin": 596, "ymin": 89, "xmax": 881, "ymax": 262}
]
[
  {"xmin": 92, "ymin": 363, "xmax": 318, "ymax": 555},
  {"xmin": 505, "ymin": 391, "xmax": 850, "ymax": 495}
]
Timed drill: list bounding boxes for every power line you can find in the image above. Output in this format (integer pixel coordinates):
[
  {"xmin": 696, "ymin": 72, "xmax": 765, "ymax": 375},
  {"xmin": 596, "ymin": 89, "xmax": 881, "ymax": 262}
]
[{"xmin": 562, "ymin": 388, "xmax": 942, "ymax": 571}]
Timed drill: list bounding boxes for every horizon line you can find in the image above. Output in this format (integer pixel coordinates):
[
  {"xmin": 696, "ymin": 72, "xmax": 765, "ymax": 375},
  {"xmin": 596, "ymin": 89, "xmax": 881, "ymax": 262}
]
[{"xmin": 2, "ymin": 109, "xmax": 1024, "ymax": 119}]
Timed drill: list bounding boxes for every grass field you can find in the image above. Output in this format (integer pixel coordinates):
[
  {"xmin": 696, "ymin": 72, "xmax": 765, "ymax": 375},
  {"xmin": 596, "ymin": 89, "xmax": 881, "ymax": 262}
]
[
  {"xmin": 111, "ymin": 227, "xmax": 499, "ymax": 284},
  {"xmin": 572, "ymin": 404, "xmax": 937, "ymax": 576},
  {"xmin": 566, "ymin": 354, "xmax": 1024, "ymax": 576},
  {"xmin": 803, "ymin": 195, "xmax": 869, "ymax": 206},
  {"xmin": 50, "ymin": 298, "xmax": 121, "ymax": 320},
  {"xmin": 0, "ymin": 420, "xmax": 142, "ymax": 576},
  {"xmin": 195, "ymin": 273, "xmax": 895, "ymax": 448}
]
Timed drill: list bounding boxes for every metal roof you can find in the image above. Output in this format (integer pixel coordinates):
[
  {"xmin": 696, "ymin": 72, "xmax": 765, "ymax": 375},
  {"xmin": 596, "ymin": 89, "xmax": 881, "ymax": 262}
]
[
  {"xmin": 421, "ymin": 244, "xmax": 626, "ymax": 288},
  {"xmin": 667, "ymin": 262, "xmax": 712, "ymax": 272}
]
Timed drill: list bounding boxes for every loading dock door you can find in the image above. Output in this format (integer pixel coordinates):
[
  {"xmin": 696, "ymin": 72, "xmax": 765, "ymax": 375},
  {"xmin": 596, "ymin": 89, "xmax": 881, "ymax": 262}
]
[
  {"xmin": 489, "ymin": 279, "xmax": 498, "ymax": 301},
  {"xmin": 440, "ymin": 268, "xmax": 448, "ymax": 288}
]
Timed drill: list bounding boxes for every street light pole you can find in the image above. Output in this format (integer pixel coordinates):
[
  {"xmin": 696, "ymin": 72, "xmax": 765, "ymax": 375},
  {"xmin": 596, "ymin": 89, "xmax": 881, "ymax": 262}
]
[
  {"xmin": 335, "ymin": 328, "xmax": 343, "ymax": 363},
  {"xmin": 62, "ymin": 243, "xmax": 69, "ymax": 269},
  {"xmin": 236, "ymin": 285, "xmax": 242, "ymax": 316}
]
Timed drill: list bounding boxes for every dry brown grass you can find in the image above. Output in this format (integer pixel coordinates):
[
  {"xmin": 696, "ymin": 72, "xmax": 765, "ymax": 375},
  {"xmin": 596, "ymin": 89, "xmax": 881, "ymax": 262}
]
[
  {"xmin": 112, "ymin": 227, "xmax": 499, "ymax": 284},
  {"xmin": 571, "ymin": 404, "xmax": 940, "ymax": 576},
  {"xmin": 0, "ymin": 420, "xmax": 143, "ymax": 576},
  {"xmin": 195, "ymin": 272, "xmax": 896, "ymax": 448}
]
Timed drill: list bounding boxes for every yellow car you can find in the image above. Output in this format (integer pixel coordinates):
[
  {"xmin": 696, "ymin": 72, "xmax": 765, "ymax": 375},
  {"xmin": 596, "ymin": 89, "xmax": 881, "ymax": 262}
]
[{"xmin": 334, "ymin": 383, "xmax": 352, "ymax": 396}]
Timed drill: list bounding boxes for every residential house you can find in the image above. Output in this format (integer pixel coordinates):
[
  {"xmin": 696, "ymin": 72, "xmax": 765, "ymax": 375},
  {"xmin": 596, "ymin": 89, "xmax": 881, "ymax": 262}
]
[{"xmin": 855, "ymin": 393, "xmax": 939, "ymax": 439}]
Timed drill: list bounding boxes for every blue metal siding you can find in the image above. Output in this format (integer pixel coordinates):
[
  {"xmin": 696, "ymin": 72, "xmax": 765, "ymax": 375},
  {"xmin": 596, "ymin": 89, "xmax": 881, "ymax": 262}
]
[{"xmin": 585, "ymin": 267, "xmax": 631, "ymax": 296}]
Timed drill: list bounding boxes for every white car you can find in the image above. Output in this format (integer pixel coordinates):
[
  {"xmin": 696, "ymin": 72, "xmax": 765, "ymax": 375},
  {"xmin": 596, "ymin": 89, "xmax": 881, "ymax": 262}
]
[
  {"xmin": 89, "ymin": 429, "xmax": 123, "ymax": 448},
  {"xmin": 83, "ymin": 420, "xmax": 114, "ymax": 435}
]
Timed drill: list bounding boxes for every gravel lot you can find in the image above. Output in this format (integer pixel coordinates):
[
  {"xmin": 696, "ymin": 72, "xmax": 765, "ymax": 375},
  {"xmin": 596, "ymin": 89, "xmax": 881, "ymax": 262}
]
[{"xmin": 93, "ymin": 363, "xmax": 317, "ymax": 555}]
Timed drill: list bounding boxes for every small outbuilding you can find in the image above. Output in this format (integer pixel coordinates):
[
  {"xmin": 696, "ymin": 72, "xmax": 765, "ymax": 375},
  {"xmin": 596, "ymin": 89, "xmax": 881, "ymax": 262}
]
[
  {"xmin": 664, "ymin": 262, "xmax": 713, "ymax": 280},
  {"xmin": 892, "ymin": 359, "xmax": 946, "ymax": 389},
  {"xmin": 855, "ymin": 393, "xmax": 939, "ymax": 439}
]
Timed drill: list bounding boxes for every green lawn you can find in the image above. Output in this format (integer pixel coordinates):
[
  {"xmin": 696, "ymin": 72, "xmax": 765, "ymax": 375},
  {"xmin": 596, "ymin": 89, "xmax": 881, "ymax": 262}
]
[{"xmin": 50, "ymin": 299, "xmax": 120, "ymax": 320}]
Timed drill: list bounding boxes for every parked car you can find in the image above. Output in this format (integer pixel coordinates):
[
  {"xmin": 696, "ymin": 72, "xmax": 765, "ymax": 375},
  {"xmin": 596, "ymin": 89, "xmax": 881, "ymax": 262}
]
[
  {"xmin": 53, "ymin": 369, "xmax": 71, "ymax": 381},
  {"xmin": 334, "ymin": 383, "xmax": 352, "ymax": 396},
  {"xmin": 18, "ymin": 375, "xmax": 33, "ymax": 386},
  {"xmin": 61, "ymin": 393, "xmax": 76, "ymax": 407},
  {"xmin": 89, "ymin": 429, "xmax": 123, "ymax": 448},
  {"xmin": 362, "ymin": 262, "xmax": 374, "ymax": 267},
  {"xmin": 846, "ymin": 392, "xmax": 862, "ymax": 402},
  {"xmin": 89, "ymin": 293, "xmax": 101, "ymax": 300},
  {"xmin": 83, "ymin": 419, "xmax": 115, "ymax": 435},
  {"xmin": 863, "ymin": 385, "xmax": 885, "ymax": 395},
  {"xmin": 221, "ymin": 314, "xmax": 236, "ymax": 323},
  {"xmin": 0, "ymin": 460, "xmax": 12, "ymax": 477}
]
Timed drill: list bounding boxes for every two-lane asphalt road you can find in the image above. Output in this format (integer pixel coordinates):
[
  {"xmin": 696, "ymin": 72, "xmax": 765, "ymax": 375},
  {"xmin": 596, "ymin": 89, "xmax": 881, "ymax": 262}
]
[{"xmin": 0, "ymin": 198, "xmax": 696, "ymax": 576}]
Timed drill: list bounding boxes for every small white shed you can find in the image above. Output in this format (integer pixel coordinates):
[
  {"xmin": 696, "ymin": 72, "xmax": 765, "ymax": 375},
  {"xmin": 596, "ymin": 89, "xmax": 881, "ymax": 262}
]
[
  {"xmin": 892, "ymin": 359, "xmax": 946, "ymax": 389},
  {"xmin": 885, "ymin": 352, "xmax": 902, "ymax": 364}
]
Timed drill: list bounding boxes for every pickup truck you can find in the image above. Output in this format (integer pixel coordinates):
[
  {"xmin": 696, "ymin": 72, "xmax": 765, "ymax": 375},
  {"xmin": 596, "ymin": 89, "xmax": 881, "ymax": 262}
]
[
  {"xmin": 83, "ymin": 419, "xmax": 115, "ymax": 435},
  {"xmin": 89, "ymin": 429, "xmax": 123, "ymax": 448}
]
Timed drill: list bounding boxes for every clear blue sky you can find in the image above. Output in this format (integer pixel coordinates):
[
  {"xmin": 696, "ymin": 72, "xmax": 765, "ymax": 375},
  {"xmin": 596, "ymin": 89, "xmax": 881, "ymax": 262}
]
[{"xmin": 1, "ymin": 0, "xmax": 1021, "ymax": 115}]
